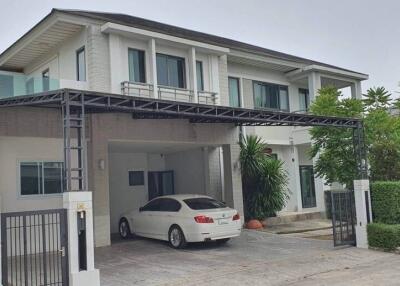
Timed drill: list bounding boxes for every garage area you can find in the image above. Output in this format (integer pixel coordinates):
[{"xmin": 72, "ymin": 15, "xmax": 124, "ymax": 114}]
[
  {"xmin": 96, "ymin": 230, "xmax": 400, "ymax": 286},
  {"xmin": 108, "ymin": 141, "xmax": 226, "ymax": 238}
]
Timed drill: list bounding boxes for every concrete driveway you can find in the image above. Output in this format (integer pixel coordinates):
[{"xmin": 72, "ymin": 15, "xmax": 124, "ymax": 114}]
[{"xmin": 95, "ymin": 230, "xmax": 400, "ymax": 286}]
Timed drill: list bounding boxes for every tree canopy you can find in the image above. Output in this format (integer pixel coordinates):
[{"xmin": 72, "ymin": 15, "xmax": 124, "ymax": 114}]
[{"xmin": 310, "ymin": 86, "xmax": 400, "ymax": 188}]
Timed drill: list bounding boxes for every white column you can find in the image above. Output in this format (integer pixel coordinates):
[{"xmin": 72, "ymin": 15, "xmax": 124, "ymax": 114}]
[
  {"xmin": 148, "ymin": 38, "xmax": 158, "ymax": 98},
  {"xmin": 307, "ymin": 71, "xmax": 321, "ymax": 102},
  {"xmin": 222, "ymin": 144, "xmax": 244, "ymax": 218},
  {"xmin": 189, "ymin": 47, "xmax": 198, "ymax": 103},
  {"xmin": 353, "ymin": 179, "xmax": 372, "ymax": 248},
  {"xmin": 108, "ymin": 34, "xmax": 122, "ymax": 94},
  {"xmin": 351, "ymin": 81, "xmax": 362, "ymax": 99},
  {"xmin": 292, "ymin": 145, "xmax": 303, "ymax": 212},
  {"xmin": 63, "ymin": 192, "xmax": 100, "ymax": 286}
]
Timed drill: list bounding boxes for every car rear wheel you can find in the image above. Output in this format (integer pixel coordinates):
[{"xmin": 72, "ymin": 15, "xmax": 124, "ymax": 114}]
[
  {"xmin": 216, "ymin": 238, "xmax": 230, "ymax": 245},
  {"xmin": 119, "ymin": 218, "xmax": 131, "ymax": 239},
  {"xmin": 168, "ymin": 225, "xmax": 187, "ymax": 249}
]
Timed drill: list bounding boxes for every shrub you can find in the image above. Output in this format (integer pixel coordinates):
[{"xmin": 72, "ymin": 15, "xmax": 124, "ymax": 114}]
[
  {"xmin": 371, "ymin": 181, "xmax": 400, "ymax": 224},
  {"xmin": 367, "ymin": 223, "xmax": 400, "ymax": 251}
]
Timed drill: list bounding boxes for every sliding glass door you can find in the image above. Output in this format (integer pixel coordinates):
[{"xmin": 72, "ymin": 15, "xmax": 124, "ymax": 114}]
[{"xmin": 148, "ymin": 171, "xmax": 174, "ymax": 200}]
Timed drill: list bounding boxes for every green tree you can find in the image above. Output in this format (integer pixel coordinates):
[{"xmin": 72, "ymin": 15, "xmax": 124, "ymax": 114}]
[
  {"xmin": 309, "ymin": 87, "xmax": 363, "ymax": 188},
  {"xmin": 239, "ymin": 135, "xmax": 289, "ymax": 220},
  {"xmin": 310, "ymin": 86, "xmax": 400, "ymax": 186},
  {"xmin": 363, "ymin": 86, "xmax": 391, "ymax": 111}
]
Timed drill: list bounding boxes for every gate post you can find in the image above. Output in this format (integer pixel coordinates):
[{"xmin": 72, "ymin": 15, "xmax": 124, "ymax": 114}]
[
  {"xmin": 353, "ymin": 179, "xmax": 372, "ymax": 248},
  {"xmin": 63, "ymin": 191, "xmax": 100, "ymax": 286}
]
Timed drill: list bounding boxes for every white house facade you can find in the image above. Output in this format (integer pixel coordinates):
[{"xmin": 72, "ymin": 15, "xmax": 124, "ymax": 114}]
[{"xmin": 0, "ymin": 9, "xmax": 369, "ymax": 251}]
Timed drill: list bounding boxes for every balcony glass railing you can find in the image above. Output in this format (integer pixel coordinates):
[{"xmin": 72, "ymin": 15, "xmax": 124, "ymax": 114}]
[
  {"xmin": 0, "ymin": 71, "xmax": 61, "ymax": 99},
  {"xmin": 0, "ymin": 71, "xmax": 89, "ymax": 99},
  {"xmin": 121, "ymin": 81, "xmax": 218, "ymax": 105}
]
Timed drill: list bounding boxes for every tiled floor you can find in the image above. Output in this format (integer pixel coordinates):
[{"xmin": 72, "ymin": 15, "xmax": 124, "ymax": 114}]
[{"xmin": 95, "ymin": 230, "xmax": 400, "ymax": 286}]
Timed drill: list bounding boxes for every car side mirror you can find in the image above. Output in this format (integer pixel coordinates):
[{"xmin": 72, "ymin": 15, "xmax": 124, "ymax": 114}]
[{"xmin": 139, "ymin": 207, "xmax": 144, "ymax": 212}]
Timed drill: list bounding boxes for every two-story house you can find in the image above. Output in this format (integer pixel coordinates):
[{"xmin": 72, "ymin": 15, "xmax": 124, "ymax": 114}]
[{"xmin": 0, "ymin": 9, "xmax": 368, "ymax": 249}]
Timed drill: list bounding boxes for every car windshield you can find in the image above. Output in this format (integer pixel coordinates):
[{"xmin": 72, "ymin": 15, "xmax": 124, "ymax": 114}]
[{"xmin": 183, "ymin": 198, "xmax": 226, "ymax": 210}]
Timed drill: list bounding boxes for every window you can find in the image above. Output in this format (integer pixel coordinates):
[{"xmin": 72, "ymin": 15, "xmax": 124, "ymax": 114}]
[
  {"xmin": 228, "ymin": 77, "xmax": 241, "ymax": 107},
  {"xmin": 42, "ymin": 69, "xmax": 49, "ymax": 92},
  {"xmin": 299, "ymin": 88, "xmax": 310, "ymax": 112},
  {"xmin": 270, "ymin": 153, "xmax": 278, "ymax": 160},
  {"xmin": 76, "ymin": 47, "xmax": 86, "ymax": 81},
  {"xmin": 253, "ymin": 81, "xmax": 289, "ymax": 111},
  {"xmin": 141, "ymin": 199, "xmax": 162, "ymax": 212},
  {"xmin": 0, "ymin": 74, "xmax": 14, "ymax": 98},
  {"xmin": 184, "ymin": 198, "xmax": 226, "ymax": 210},
  {"xmin": 159, "ymin": 198, "xmax": 181, "ymax": 212},
  {"xmin": 196, "ymin": 61, "xmax": 204, "ymax": 91},
  {"xmin": 20, "ymin": 162, "xmax": 63, "ymax": 196},
  {"xmin": 128, "ymin": 48, "xmax": 146, "ymax": 83},
  {"xmin": 156, "ymin": 54, "xmax": 186, "ymax": 88},
  {"xmin": 128, "ymin": 171, "xmax": 145, "ymax": 186}
]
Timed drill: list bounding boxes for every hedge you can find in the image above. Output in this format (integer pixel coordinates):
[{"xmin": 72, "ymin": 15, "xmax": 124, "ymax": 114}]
[
  {"xmin": 371, "ymin": 181, "xmax": 400, "ymax": 224},
  {"xmin": 367, "ymin": 223, "xmax": 400, "ymax": 251}
]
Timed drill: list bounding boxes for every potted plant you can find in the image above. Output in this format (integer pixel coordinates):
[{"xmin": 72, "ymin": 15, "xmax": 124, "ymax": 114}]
[{"xmin": 239, "ymin": 135, "xmax": 289, "ymax": 229}]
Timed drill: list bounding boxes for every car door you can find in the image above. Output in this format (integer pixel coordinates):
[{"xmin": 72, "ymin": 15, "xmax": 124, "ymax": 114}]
[
  {"xmin": 134, "ymin": 199, "xmax": 161, "ymax": 237},
  {"xmin": 152, "ymin": 198, "xmax": 182, "ymax": 240}
]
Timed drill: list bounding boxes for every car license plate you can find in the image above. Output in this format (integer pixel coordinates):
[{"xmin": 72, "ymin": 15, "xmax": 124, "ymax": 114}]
[{"xmin": 218, "ymin": 218, "xmax": 229, "ymax": 225}]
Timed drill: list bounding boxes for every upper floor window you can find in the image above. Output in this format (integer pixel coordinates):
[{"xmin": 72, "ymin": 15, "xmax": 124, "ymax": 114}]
[
  {"xmin": 196, "ymin": 61, "xmax": 204, "ymax": 91},
  {"xmin": 299, "ymin": 88, "xmax": 310, "ymax": 112},
  {"xmin": 128, "ymin": 48, "xmax": 146, "ymax": 83},
  {"xmin": 26, "ymin": 78, "xmax": 34, "ymax": 95},
  {"xmin": 156, "ymin": 54, "xmax": 186, "ymax": 88},
  {"xmin": 253, "ymin": 81, "xmax": 289, "ymax": 111},
  {"xmin": 228, "ymin": 77, "xmax": 241, "ymax": 107},
  {"xmin": 42, "ymin": 69, "xmax": 49, "ymax": 92},
  {"xmin": 76, "ymin": 46, "xmax": 86, "ymax": 81},
  {"xmin": 20, "ymin": 161, "xmax": 63, "ymax": 196}
]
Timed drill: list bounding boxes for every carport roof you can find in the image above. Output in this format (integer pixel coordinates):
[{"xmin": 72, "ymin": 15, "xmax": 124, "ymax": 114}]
[{"xmin": 0, "ymin": 88, "xmax": 362, "ymax": 128}]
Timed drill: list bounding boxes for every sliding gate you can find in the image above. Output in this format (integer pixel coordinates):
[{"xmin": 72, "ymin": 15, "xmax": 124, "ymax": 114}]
[
  {"xmin": 331, "ymin": 190, "xmax": 356, "ymax": 247},
  {"xmin": 1, "ymin": 209, "xmax": 69, "ymax": 286}
]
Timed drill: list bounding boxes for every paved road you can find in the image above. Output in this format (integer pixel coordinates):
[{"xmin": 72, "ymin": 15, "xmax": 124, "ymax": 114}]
[{"xmin": 95, "ymin": 230, "xmax": 400, "ymax": 286}]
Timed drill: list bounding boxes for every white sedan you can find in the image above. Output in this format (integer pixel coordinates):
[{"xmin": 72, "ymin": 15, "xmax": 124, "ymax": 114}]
[{"xmin": 119, "ymin": 194, "xmax": 242, "ymax": 248}]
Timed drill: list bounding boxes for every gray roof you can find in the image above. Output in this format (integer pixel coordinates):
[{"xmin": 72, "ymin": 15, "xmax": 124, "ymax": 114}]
[{"xmin": 0, "ymin": 8, "xmax": 368, "ymax": 77}]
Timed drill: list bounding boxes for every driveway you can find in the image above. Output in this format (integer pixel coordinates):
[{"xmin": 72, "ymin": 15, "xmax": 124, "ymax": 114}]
[{"xmin": 95, "ymin": 230, "xmax": 400, "ymax": 286}]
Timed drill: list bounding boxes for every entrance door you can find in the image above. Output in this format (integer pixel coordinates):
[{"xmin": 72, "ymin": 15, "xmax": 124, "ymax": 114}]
[
  {"xmin": 299, "ymin": 165, "xmax": 316, "ymax": 208},
  {"xmin": 148, "ymin": 171, "xmax": 174, "ymax": 200}
]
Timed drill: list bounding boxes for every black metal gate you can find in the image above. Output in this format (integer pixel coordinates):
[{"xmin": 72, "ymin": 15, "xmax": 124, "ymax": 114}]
[
  {"xmin": 331, "ymin": 190, "xmax": 356, "ymax": 246},
  {"xmin": 1, "ymin": 209, "xmax": 69, "ymax": 286}
]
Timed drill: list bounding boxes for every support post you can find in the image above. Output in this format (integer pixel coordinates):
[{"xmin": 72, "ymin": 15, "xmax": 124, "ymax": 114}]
[
  {"xmin": 353, "ymin": 122, "xmax": 372, "ymax": 248},
  {"xmin": 149, "ymin": 38, "xmax": 158, "ymax": 98},
  {"xmin": 189, "ymin": 47, "xmax": 198, "ymax": 103},
  {"xmin": 63, "ymin": 192, "xmax": 100, "ymax": 286},
  {"xmin": 307, "ymin": 71, "xmax": 321, "ymax": 102},
  {"xmin": 63, "ymin": 92, "xmax": 100, "ymax": 285},
  {"xmin": 222, "ymin": 144, "xmax": 244, "ymax": 218}
]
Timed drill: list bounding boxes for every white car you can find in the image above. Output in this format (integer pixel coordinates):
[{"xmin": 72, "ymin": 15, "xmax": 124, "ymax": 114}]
[{"xmin": 119, "ymin": 194, "xmax": 242, "ymax": 248}]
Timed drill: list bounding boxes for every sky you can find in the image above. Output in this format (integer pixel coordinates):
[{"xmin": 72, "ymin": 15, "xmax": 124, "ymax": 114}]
[{"xmin": 0, "ymin": 0, "xmax": 399, "ymax": 96}]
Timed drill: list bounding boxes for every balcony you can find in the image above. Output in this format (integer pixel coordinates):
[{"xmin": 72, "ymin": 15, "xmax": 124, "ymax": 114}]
[
  {"xmin": 0, "ymin": 71, "xmax": 88, "ymax": 99},
  {"xmin": 121, "ymin": 81, "xmax": 218, "ymax": 105}
]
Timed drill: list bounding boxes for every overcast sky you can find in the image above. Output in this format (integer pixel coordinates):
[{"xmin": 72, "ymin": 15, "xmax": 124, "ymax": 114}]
[{"xmin": 1, "ymin": 0, "xmax": 399, "ymax": 95}]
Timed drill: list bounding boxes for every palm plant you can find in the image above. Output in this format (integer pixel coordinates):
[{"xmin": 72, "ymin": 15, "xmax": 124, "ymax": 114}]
[
  {"xmin": 363, "ymin": 87, "xmax": 391, "ymax": 111},
  {"xmin": 239, "ymin": 135, "xmax": 289, "ymax": 221}
]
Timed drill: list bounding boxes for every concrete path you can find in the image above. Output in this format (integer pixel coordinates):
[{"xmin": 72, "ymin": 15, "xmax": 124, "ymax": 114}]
[{"xmin": 95, "ymin": 230, "xmax": 400, "ymax": 286}]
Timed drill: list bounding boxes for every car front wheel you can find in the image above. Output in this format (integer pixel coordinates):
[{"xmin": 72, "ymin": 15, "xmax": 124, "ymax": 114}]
[
  {"xmin": 168, "ymin": 225, "xmax": 187, "ymax": 249},
  {"xmin": 119, "ymin": 218, "xmax": 131, "ymax": 239}
]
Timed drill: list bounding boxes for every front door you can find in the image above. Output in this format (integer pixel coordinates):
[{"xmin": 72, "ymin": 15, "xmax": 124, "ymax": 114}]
[
  {"xmin": 148, "ymin": 171, "xmax": 174, "ymax": 200},
  {"xmin": 300, "ymin": 165, "xmax": 316, "ymax": 208}
]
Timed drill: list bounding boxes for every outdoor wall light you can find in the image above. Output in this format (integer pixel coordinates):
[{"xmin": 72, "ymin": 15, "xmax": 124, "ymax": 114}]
[{"xmin": 98, "ymin": 159, "xmax": 105, "ymax": 170}]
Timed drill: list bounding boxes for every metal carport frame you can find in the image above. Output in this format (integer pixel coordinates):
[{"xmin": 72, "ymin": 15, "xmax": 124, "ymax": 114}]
[{"xmin": 0, "ymin": 88, "xmax": 368, "ymax": 193}]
